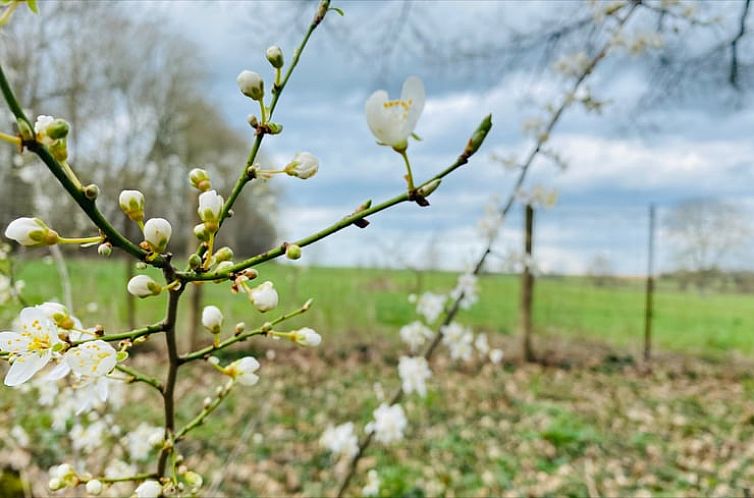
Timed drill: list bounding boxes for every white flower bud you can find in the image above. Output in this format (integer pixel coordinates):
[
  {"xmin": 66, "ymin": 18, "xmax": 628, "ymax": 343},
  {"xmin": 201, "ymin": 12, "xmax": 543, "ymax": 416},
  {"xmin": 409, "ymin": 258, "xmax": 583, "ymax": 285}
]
[
  {"xmin": 97, "ymin": 243, "xmax": 112, "ymax": 257},
  {"xmin": 197, "ymin": 190, "xmax": 223, "ymax": 230},
  {"xmin": 48, "ymin": 477, "xmax": 64, "ymax": 491},
  {"xmin": 189, "ymin": 168, "xmax": 211, "ymax": 192},
  {"xmin": 193, "ymin": 223, "xmax": 209, "ymax": 242},
  {"xmin": 293, "ymin": 327, "xmax": 321, "ymax": 347},
  {"xmin": 236, "ymin": 70, "xmax": 264, "ymax": 101},
  {"xmin": 119, "ymin": 190, "xmax": 145, "ymax": 223},
  {"xmin": 34, "ymin": 115, "xmax": 56, "ymax": 146},
  {"xmin": 5, "ymin": 217, "xmax": 59, "ymax": 246},
  {"xmin": 143, "ymin": 218, "xmax": 172, "ymax": 253},
  {"xmin": 265, "ymin": 45, "xmax": 284, "ymax": 68},
  {"xmin": 249, "ymin": 281, "xmax": 278, "ymax": 312},
  {"xmin": 284, "ymin": 152, "xmax": 319, "ymax": 179},
  {"xmin": 213, "ymin": 246, "xmax": 233, "ymax": 263},
  {"xmin": 86, "ymin": 479, "xmax": 103, "ymax": 495},
  {"xmin": 127, "ymin": 275, "xmax": 162, "ymax": 298},
  {"xmin": 201, "ymin": 305, "xmax": 223, "ymax": 334},
  {"xmin": 135, "ymin": 480, "xmax": 162, "ymax": 498}
]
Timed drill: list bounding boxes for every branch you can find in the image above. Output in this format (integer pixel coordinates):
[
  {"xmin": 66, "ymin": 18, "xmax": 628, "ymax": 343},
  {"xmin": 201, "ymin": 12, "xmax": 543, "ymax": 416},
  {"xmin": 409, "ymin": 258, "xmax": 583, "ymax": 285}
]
[
  {"xmin": 729, "ymin": 0, "xmax": 751, "ymax": 89},
  {"xmin": 335, "ymin": 6, "xmax": 638, "ymax": 495},
  {"xmin": 115, "ymin": 364, "xmax": 164, "ymax": 393},
  {"xmin": 0, "ymin": 65, "xmax": 168, "ymax": 267},
  {"xmin": 177, "ymin": 114, "xmax": 493, "ymax": 282},
  {"xmin": 71, "ymin": 322, "xmax": 165, "ymax": 346},
  {"xmin": 179, "ymin": 301, "xmax": 312, "ymax": 363},
  {"xmin": 218, "ymin": 0, "xmax": 332, "ymax": 225}
]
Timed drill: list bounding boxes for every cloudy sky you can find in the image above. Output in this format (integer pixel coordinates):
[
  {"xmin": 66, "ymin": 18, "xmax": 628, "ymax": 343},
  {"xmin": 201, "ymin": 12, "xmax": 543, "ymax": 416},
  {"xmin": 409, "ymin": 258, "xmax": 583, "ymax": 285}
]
[{"xmin": 152, "ymin": 0, "xmax": 754, "ymax": 275}]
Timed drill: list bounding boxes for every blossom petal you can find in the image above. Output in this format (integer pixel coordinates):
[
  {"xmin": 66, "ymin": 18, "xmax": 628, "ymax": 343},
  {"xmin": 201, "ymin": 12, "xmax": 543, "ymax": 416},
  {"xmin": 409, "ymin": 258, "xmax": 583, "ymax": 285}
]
[
  {"xmin": 45, "ymin": 361, "xmax": 71, "ymax": 381},
  {"xmin": 0, "ymin": 332, "xmax": 30, "ymax": 354},
  {"xmin": 401, "ymin": 75, "xmax": 425, "ymax": 133},
  {"xmin": 5, "ymin": 351, "xmax": 50, "ymax": 386}
]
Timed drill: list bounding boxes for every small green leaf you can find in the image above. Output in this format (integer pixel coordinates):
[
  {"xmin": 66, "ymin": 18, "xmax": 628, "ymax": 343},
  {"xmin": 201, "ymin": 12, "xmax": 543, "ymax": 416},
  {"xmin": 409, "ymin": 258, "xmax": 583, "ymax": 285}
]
[
  {"xmin": 26, "ymin": 0, "xmax": 39, "ymax": 13},
  {"xmin": 116, "ymin": 351, "xmax": 129, "ymax": 362},
  {"xmin": 411, "ymin": 132, "xmax": 422, "ymax": 141},
  {"xmin": 329, "ymin": 6, "xmax": 344, "ymax": 16}
]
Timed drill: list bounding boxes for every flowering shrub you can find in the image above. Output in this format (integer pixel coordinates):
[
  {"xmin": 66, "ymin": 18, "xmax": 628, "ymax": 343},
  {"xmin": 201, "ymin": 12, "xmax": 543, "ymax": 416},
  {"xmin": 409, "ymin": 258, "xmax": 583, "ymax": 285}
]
[{"xmin": 0, "ymin": 0, "xmax": 492, "ymax": 495}]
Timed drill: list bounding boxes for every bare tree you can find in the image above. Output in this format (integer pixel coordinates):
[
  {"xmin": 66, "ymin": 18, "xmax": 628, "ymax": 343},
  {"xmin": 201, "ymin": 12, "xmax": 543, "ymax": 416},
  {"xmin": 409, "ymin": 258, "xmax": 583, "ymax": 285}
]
[{"xmin": 664, "ymin": 199, "xmax": 752, "ymax": 291}]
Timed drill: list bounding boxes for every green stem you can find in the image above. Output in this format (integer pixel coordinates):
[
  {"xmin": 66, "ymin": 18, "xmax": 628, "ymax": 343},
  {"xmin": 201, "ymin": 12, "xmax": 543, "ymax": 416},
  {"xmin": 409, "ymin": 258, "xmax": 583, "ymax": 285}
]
[
  {"xmin": 0, "ymin": 130, "xmax": 19, "ymax": 145},
  {"xmin": 116, "ymin": 364, "xmax": 164, "ymax": 393},
  {"xmin": 217, "ymin": 0, "xmax": 331, "ymax": 227},
  {"xmin": 258, "ymin": 99, "xmax": 266, "ymax": 124},
  {"xmin": 60, "ymin": 160, "xmax": 82, "ymax": 190},
  {"xmin": 157, "ymin": 282, "xmax": 183, "ymax": 478},
  {"xmin": 0, "ymin": 64, "xmax": 167, "ymax": 267},
  {"xmin": 58, "ymin": 235, "xmax": 103, "ymax": 245},
  {"xmin": 399, "ymin": 149, "xmax": 415, "ymax": 192},
  {"xmin": 85, "ymin": 472, "xmax": 157, "ymax": 485},
  {"xmin": 71, "ymin": 322, "xmax": 164, "ymax": 346},
  {"xmin": 175, "ymin": 383, "xmax": 232, "ymax": 441},
  {"xmin": 178, "ymin": 114, "xmax": 492, "ymax": 282},
  {"xmin": 180, "ymin": 302, "xmax": 310, "ymax": 362}
]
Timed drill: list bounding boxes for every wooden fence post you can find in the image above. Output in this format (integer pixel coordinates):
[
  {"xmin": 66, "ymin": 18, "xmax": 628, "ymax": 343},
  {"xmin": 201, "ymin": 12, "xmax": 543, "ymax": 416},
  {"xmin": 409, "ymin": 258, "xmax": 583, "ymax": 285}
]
[
  {"xmin": 521, "ymin": 203, "xmax": 536, "ymax": 362},
  {"xmin": 643, "ymin": 203, "xmax": 656, "ymax": 362}
]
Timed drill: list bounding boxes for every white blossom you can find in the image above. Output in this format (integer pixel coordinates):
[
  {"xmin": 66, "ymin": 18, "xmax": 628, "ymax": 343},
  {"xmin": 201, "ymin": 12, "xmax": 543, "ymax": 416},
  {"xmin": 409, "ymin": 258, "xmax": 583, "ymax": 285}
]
[
  {"xmin": 0, "ymin": 306, "xmax": 61, "ymax": 386},
  {"xmin": 70, "ymin": 419, "xmax": 107, "ymax": 454},
  {"xmin": 224, "ymin": 356, "xmax": 260, "ymax": 386},
  {"xmin": 320, "ymin": 421, "xmax": 358, "ymax": 459},
  {"xmin": 249, "ymin": 281, "xmax": 278, "ymax": 312},
  {"xmin": 34, "ymin": 115, "xmax": 56, "ymax": 146},
  {"xmin": 197, "ymin": 190, "xmax": 223, "ymax": 226},
  {"xmin": 10, "ymin": 425, "xmax": 29, "ymax": 447},
  {"xmin": 413, "ymin": 292, "xmax": 446, "ymax": 323},
  {"xmin": 135, "ymin": 480, "xmax": 162, "ymax": 498},
  {"xmin": 398, "ymin": 356, "xmax": 431, "ymax": 397},
  {"xmin": 489, "ymin": 349, "xmax": 504, "ymax": 365},
  {"xmin": 399, "ymin": 321, "xmax": 434, "ymax": 352},
  {"xmin": 85, "ymin": 479, "xmax": 103, "ymax": 495},
  {"xmin": 474, "ymin": 333, "xmax": 490, "ymax": 356},
  {"xmin": 4, "ymin": 217, "xmax": 58, "ymax": 247},
  {"xmin": 441, "ymin": 322, "xmax": 474, "ymax": 361},
  {"xmin": 124, "ymin": 423, "xmax": 163, "ymax": 461},
  {"xmin": 104, "ymin": 460, "xmax": 136, "ymax": 480},
  {"xmin": 366, "ymin": 403, "xmax": 407, "ymax": 444},
  {"xmin": 127, "ymin": 275, "xmax": 162, "ymax": 298},
  {"xmin": 292, "ymin": 327, "xmax": 321, "ymax": 347},
  {"xmin": 450, "ymin": 273, "xmax": 479, "ymax": 310},
  {"xmin": 143, "ymin": 218, "xmax": 172, "ymax": 253},
  {"xmin": 365, "ymin": 76, "xmax": 425, "ymax": 149},
  {"xmin": 284, "ymin": 152, "xmax": 319, "ymax": 179},
  {"xmin": 362, "ymin": 470, "xmax": 381, "ymax": 497},
  {"xmin": 201, "ymin": 305, "xmax": 223, "ymax": 334},
  {"xmin": 64, "ymin": 340, "xmax": 117, "ymax": 379}
]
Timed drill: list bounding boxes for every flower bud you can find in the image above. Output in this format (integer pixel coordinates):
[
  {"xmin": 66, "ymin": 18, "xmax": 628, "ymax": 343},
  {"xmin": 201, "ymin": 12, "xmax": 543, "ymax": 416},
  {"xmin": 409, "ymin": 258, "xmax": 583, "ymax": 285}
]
[
  {"xmin": 127, "ymin": 275, "xmax": 162, "ymax": 298},
  {"xmin": 214, "ymin": 261, "xmax": 234, "ymax": 277},
  {"xmin": 143, "ymin": 218, "xmax": 172, "ymax": 253},
  {"xmin": 197, "ymin": 190, "xmax": 223, "ymax": 230},
  {"xmin": 214, "ymin": 246, "xmax": 233, "ymax": 263},
  {"xmin": 189, "ymin": 168, "xmax": 211, "ymax": 192},
  {"xmin": 265, "ymin": 45, "xmax": 284, "ymax": 68},
  {"xmin": 188, "ymin": 253, "xmax": 202, "ymax": 269},
  {"xmin": 5, "ymin": 217, "xmax": 59, "ymax": 246},
  {"xmin": 201, "ymin": 305, "xmax": 223, "ymax": 334},
  {"xmin": 119, "ymin": 190, "xmax": 145, "ymax": 223},
  {"xmin": 34, "ymin": 115, "xmax": 56, "ymax": 146},
  {"xmin": 97, "ymin": 242, "xmax": 112, "ymax": 257},
  {"xmin": 48, "ymin": 478, "xmax": 64, "ymax": 491},
  {"xmin": 236, "ymin": 70, "xmax": 264, "ymax": 101},
  {"xmin": 183, "ymin": 471, "xmax": 203, "ymax": 491},
  {"xmin": 465, "ymin": 114, "xmax": 492, "ymax": 157},
  {"xmin": 135, "ymin": 480, "xmax": 163, "ymax": 498},
  {"xmin": 417, "ymin": 178, "xmax": 441, "ymax": 198},
  {"xmin": 17, "ymin": 118, "xmax": 33, "ymax": 141},
  {"xmin": 235, "ymin": 322, "xmax": 246, "ymax": 334},
  {"xmin": 266, "ymin": 122, "xmax": 283, "ymax": 134},
  {"xmin": 249, "ymin": 281, "xmax": 278, "ymax": 312},
  {"xmin": 85, "ymin": 479, "xmax": 103, "ymax": 495},
  {"xmin": 285, "ymin": 244, "xmax": 302, "ymax": 260},
  {"xmin": 284, "ymin": 152, "xmax": 319, "ymax": 179},
  {"xmin": 48, "ymin": 139, "xmax": 68, "ymax": 161},
  {"xmin": 46, "ymin": 119, "xmax": 70, "ymax": 140},
  {"xmin": 83, "ymin": 184, "xmax": 99, "ymax": 200},
  {"xmin": 193, "ymin": 223, "xmax": 210, "ymax": 242},
  {"xmin": 292, "ymin": 327, "xmax": 322, "ymax": 347}
]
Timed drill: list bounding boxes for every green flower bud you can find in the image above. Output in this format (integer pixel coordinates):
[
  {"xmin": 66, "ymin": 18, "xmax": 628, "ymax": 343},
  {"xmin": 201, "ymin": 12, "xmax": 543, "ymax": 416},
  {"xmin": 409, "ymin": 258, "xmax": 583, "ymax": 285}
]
[
  {"xmin": 465, "ymin": 114, "xmax": 492, "ymax": 157},
  {"xmin": 214, "ymin": 246, "xmax": 233, "ymax": 263},
  {"xmin": 83, "ymin": 184, "xmax": 99, "ymax": 200},
  {"xmin": 188, "ymin": 253, "xmax": 202, "ymax": 269},
  {"xmin": 189, "ymin": 168, "xmax": 211, "ymax": 192},
  {"xmin": 285, "ymin": 244, "xmax": 302, "ymax": 260},
  {"xmin": 46, "ymin": 119, "xmax": 70, "ymax": 140},
  {"xmin": 97, "ymin": 242, "xmax": 112, "ymax": 257},
  {"xmin": 417, "ymin": 178, "xmax": 441, "ymax": 198}
]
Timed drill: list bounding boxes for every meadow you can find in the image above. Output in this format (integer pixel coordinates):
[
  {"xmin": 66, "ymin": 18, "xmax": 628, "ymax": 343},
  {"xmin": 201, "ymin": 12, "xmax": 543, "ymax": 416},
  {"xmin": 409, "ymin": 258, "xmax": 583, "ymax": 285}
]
[
  {"xmin": 3, "ymin": 257, "xmax": 754, "ymax": 497},
  {"xmin": 8, "ymin": 257, "xmax": 754, "ymax": 358}
]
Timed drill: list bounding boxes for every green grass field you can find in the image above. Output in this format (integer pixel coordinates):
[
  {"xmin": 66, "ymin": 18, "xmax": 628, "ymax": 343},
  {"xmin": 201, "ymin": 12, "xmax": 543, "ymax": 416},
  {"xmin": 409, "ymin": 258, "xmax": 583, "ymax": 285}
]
[{"xmin": 6, "ymin": 257, "xmax": 754, "ymax": 358}]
